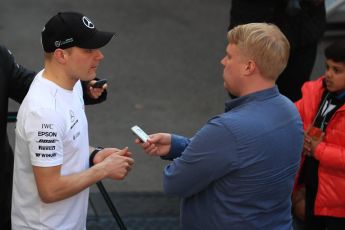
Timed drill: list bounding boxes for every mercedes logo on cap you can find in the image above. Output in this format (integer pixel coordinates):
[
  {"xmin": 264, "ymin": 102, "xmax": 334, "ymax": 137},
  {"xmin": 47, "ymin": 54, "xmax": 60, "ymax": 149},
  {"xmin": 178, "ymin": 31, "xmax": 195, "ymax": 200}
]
[{"xmin": 82, "ymin": 16, "xmax": 94, "ymax": 29}]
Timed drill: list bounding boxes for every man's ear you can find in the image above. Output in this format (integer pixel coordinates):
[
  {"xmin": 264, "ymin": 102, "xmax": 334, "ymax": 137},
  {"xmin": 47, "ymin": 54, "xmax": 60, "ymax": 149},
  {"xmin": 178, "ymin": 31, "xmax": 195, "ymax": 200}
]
[
  {"xmin": 53, "ymin": 49, "xmax": 67, "ymax": 64},
  {"xmin": 243, "ymin": 59, "xmax": 256, "ymax": 76}
]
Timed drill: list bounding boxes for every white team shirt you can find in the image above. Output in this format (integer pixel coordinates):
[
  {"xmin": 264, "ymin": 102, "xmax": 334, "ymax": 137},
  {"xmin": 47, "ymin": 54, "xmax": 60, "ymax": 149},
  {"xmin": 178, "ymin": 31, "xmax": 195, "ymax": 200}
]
[{"xmin": 12, "ymin": 70, "xmax": 90, "ymax": 230}]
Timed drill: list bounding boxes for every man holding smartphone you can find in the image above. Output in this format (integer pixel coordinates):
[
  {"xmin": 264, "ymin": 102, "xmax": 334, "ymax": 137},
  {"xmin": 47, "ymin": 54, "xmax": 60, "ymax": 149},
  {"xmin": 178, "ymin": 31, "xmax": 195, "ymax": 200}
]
[{"xmin": 136, "ymin": 23, "xmax": 303, "ymax": 230}]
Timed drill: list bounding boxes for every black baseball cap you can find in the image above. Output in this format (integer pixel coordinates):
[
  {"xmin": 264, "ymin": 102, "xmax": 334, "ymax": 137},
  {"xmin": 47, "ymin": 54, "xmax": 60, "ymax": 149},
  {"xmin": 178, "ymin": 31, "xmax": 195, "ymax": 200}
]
[{"xmin": 41, "ymin": 12, "xmax": 114, "ymax": 52}]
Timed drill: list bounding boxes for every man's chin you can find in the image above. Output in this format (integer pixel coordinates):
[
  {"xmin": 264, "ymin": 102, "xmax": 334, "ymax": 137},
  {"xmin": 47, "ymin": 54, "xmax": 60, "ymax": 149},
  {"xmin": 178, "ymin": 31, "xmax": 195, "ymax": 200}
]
[
  {"xmin": 83, "ymin": 74, "xmax": 97, "ymax": 82},
  {"xmin": 227, "ymin": 92, "xmax": 238, "ymax": 99}
]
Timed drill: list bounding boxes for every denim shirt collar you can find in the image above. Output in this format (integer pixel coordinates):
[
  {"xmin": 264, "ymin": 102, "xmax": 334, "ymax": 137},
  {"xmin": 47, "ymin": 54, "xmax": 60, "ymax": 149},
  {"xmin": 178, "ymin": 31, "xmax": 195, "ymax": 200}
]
[{"xmin": 225, "ymin": 86, "xmax": 279, "ymax": 112}]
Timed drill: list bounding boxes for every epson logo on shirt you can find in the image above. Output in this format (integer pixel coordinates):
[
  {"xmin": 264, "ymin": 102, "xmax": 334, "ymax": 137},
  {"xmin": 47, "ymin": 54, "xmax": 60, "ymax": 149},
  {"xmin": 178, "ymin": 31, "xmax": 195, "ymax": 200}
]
[
  {"xmin": 38, "ymin": 145, "xmax": 56, "ymax": 150},
  {"xmin": 38, "ymin": 131, "xmax": 57, "ymax": 137}
]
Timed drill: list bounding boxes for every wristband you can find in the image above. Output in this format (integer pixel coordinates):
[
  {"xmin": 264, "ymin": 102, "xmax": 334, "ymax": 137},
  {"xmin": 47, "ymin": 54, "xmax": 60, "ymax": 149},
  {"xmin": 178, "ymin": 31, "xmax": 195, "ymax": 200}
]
[{"xmin": 89, "ymin": 147, "xmax": 104, "ymax": 167}]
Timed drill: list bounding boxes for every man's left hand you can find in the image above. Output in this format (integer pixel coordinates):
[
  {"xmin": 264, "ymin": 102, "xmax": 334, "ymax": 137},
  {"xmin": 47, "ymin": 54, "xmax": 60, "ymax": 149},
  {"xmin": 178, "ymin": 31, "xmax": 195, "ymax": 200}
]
[{"xmin": 86, "ymin": 80, "xmax": 108, "ymax": 99}]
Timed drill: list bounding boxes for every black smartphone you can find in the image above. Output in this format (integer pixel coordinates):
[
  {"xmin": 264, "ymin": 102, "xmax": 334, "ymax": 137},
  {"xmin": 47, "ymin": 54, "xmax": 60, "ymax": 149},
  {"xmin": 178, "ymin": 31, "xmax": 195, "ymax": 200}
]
[{"xmin": 92, "ymin": 79, "xmax": 107, "ymax": 88}]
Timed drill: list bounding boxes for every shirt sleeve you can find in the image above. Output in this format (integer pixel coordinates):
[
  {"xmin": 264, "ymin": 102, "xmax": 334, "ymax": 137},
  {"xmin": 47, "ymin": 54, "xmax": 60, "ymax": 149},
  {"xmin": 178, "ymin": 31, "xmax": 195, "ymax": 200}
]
[
  {"xmin": 163, "ymin": 117, "xmax": 238, "ymax": 198},
  {"xmin": 24, "ymin": 108, "xmax": 65, "ymax": 167},
  {"xmin": 161, "ymin": 134, "xmax": 191, "ymax": 160}
]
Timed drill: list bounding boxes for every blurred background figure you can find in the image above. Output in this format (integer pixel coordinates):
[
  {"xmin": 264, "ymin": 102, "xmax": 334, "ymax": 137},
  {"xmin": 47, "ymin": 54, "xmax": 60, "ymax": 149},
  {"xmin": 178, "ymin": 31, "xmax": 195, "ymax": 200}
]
[
  {"xmin": 229, "ymin": 0, "xmax": 326, "ymax": 102},
  {"xmin": 293, "ymin": 39, "xmax": 345, "ymax": 230}
]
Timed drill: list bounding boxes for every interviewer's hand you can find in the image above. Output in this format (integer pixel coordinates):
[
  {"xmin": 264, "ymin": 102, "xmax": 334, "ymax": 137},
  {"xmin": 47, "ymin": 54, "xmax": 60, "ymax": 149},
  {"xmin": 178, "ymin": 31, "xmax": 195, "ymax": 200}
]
[
  {"xmin": 135, "ymin": 133, "xmax": 171, "ymax": 157},
  {"xmin": 87, "ymin": 80, "xmax": 108, "ymax": 99}
]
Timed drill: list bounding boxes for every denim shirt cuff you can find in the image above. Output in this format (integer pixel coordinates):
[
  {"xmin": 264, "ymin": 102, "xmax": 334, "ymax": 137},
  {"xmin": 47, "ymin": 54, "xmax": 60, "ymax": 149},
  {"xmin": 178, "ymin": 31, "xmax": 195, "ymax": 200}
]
[{"xmin": 161, "ymin": 134, "xmax": 190, "ymax": 160}]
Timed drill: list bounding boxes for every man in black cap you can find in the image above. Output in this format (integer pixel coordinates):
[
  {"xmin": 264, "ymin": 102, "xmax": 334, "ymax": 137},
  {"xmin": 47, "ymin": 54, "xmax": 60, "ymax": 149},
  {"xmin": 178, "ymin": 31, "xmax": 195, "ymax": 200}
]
[
  {"xmin": 0, "ymin": 46, "xmax": 107, "ymax": 230},
  {"xmin": 11, "ymin": 12, "xmax": 134, "ymax": 229},
  {"xmin": 1, "ymin": 43, "xmax": 109, "ymax": 230}
]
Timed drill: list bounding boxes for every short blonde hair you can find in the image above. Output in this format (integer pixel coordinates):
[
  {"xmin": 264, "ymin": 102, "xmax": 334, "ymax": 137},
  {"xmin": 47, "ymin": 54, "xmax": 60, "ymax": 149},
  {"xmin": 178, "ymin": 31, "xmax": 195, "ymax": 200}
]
[{"xmin": 227, "ymin": 23, "xmax": 290, "ymax": 80}]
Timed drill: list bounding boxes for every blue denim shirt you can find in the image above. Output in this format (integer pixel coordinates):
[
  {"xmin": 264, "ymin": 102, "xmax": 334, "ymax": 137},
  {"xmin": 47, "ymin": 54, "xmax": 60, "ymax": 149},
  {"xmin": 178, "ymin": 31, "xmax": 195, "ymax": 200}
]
[{"xmin": 162, "ymin": 86, "xmax": 303, "ymax": 230}]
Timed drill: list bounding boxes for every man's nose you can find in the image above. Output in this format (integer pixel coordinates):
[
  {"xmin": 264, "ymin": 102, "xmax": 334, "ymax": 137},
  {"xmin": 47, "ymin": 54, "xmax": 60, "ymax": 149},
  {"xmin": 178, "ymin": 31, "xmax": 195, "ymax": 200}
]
[
  {"xmin": 95, "ymin": 49, "xmax": 104, "ymax": 60},
  {"xmin": 220, "ymin": 57, "xmax": 226, "ymax": 66}
]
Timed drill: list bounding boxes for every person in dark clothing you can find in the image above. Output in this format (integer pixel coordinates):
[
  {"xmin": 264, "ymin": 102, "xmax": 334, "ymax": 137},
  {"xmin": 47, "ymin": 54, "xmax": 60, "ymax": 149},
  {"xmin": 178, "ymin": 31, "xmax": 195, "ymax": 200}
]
[
  {"xmin": 0, "ymin": 45, "xmax": 107, "ymax": 229},
  {"xmin": 229, "ymin": 0, "xmax": 326, "ymax": 102}
]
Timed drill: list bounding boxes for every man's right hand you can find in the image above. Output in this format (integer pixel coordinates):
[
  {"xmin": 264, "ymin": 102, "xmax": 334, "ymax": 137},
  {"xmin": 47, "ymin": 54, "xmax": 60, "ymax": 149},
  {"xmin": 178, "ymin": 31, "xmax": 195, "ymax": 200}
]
[
  {"xmin": 135, "ymin": 133, "xmax": 172, "ymax": 157},
  {"xmin": 99, "ymin": 147, "xmax": 134, "ymax": 180}
]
